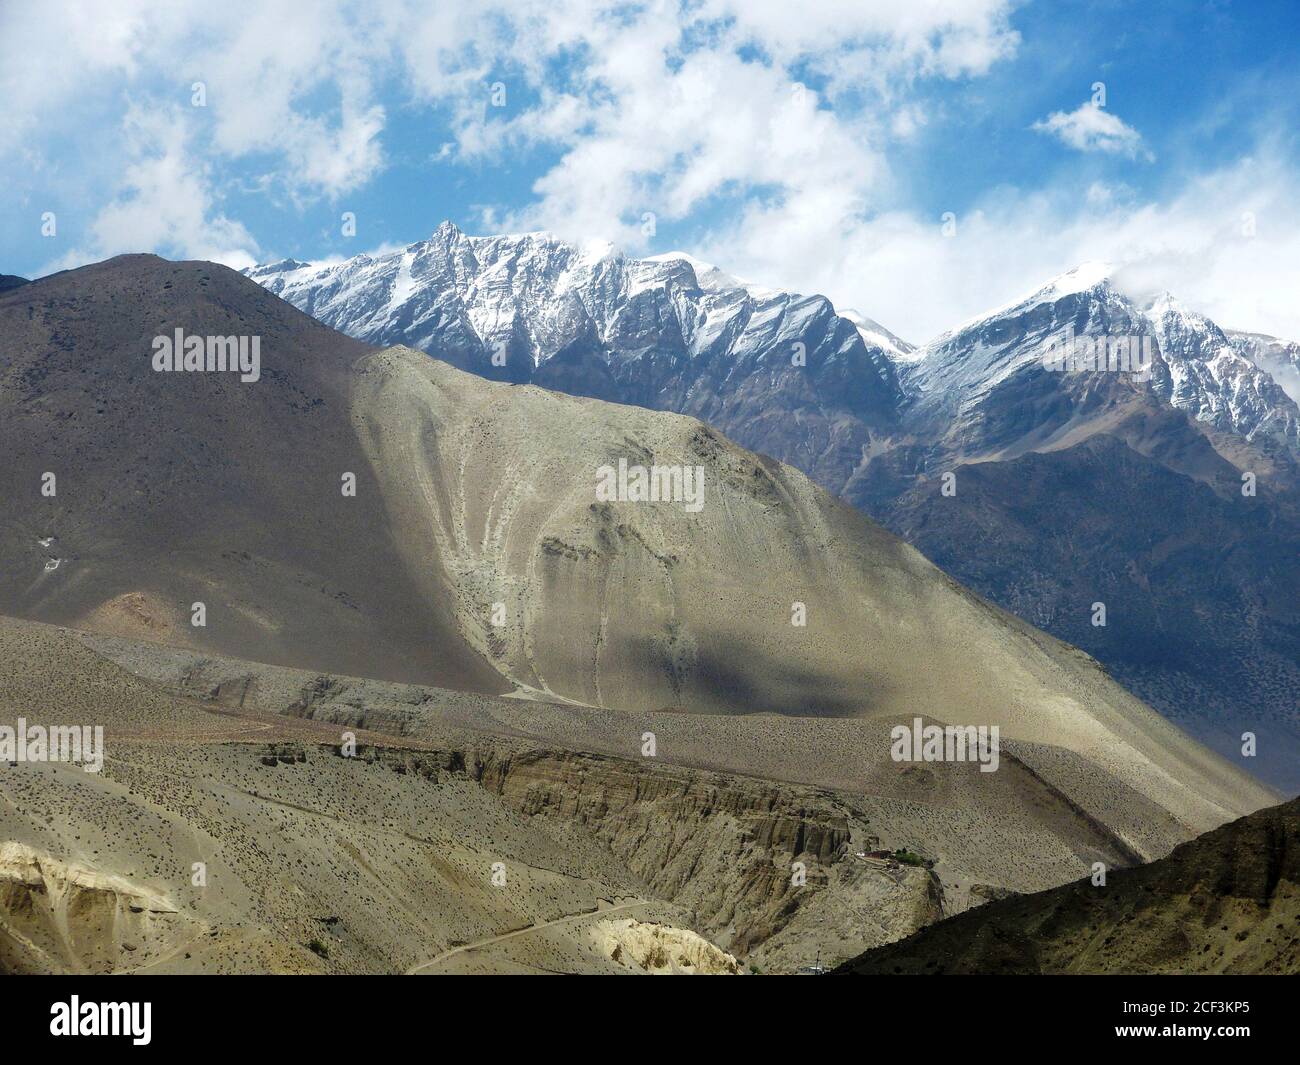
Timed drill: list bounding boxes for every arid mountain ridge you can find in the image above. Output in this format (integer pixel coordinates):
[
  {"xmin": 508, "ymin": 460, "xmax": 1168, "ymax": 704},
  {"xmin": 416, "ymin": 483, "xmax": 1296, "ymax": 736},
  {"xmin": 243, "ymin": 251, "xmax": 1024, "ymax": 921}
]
[
  {"xmin": 0, "ymin": 254, "xmax": 1272, "ymax": 826},
  {"xmin": 0, "ymin": 252, "xmax": 1282, "ymax": 974},
  {"xmin": 247, "ymin": 230, "xmax": 1300, "ymax": 788}
]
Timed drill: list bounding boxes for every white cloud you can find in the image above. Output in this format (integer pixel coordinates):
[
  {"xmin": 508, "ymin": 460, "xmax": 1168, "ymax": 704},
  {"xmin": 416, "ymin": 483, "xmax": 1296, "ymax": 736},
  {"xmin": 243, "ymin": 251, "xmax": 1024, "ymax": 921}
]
[
  {"xmin": 42, "ymin": 107, "xmax": 258, "ymax": 273},
  {"xmin": 487, "ymin": 50, "xmax": 882, "ymax": 251},
  {"xmin": 1032, "ymin": 101, "xmax": 1151, "ymax": 159},
  {"xmin": 440, "ymin": 0, "xmax": 1019, "ymax": 250},
  {"xmin": 10, "ymin": 0, "xmax": 1299, "ymax": 352},
  {"xmin": 181, "ymin": 0, "xmax": 392, "ymax": 200},
  {"xmin": 696, "ymin": 0, "xmax": 1020, "ymax": 85},
  {"xmin": 698, "ymin": 150, "xmax": 1300, "ymax": 345},
  {"xmin": 4, "ymin": 0, "xmax": 1022, "ymax": 261},
  {"xmin": 0, "ymin": 0, "xmax": 157, "ymax": 155},
  {"xmin": 1, "ymin": 0, "xmax": 396, "ymax": 203}
]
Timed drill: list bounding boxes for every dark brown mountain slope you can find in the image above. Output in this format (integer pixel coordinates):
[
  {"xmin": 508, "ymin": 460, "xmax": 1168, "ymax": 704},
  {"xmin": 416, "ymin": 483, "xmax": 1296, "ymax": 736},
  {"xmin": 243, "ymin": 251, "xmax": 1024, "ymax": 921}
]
[{"xmin": 0, "ymin": 254, "xmax": 503, "ymax": 691}]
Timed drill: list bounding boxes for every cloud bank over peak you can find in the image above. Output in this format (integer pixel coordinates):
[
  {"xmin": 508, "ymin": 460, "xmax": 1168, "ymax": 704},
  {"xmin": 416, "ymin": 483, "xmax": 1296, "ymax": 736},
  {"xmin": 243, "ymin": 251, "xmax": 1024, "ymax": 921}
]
[{"xmin": 4, "ymin": 1, "xmax": 1300, "ymax": 344}]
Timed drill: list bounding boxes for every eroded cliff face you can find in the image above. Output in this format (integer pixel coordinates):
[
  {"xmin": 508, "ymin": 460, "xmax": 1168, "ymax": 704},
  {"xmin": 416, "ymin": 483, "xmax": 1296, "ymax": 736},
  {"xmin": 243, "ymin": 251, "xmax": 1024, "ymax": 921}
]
[
  {"xmin": 334, "ymin": 739, "xmax": 943, "ymax": 968},
  {"xmin": 8, "ymin": 603, "xmax": 1267, "ymax": 974},
  {"xmin": 0, "ymin": 841, "xmax": 200, "ymax": 975},
  {"xmin": 592, "ymin": 917, "xmax": 742, "ymax": 974},
  {"xmin": 464, "ymin": 748, "xmax": 942, "ymax": 968},
  {"xmin": 0, "ymin": 735, "xmax": 939, "ymax": 975}
]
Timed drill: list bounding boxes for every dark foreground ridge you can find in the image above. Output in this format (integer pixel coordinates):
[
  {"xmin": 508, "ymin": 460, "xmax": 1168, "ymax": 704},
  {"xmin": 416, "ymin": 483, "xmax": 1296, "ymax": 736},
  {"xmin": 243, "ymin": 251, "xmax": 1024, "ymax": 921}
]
[{"xmin": 835, "ymin": 796, "xmax": 1300, "ymax": 974}]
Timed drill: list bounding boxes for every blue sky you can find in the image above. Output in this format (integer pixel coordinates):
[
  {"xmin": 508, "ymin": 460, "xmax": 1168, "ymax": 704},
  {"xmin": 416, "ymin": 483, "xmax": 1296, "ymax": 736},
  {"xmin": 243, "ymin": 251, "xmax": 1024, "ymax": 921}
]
[{"xmin": 3, "ymin": 0, "xmax": 1299, "ymax": 341}]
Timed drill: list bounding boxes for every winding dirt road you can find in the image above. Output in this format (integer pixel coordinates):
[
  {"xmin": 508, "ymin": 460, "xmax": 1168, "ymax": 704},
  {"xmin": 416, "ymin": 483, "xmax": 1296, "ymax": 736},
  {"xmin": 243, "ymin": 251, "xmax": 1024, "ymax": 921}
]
[{"xmin": 406, "ymin": 900, "xmax": 650, "ymax": 974}]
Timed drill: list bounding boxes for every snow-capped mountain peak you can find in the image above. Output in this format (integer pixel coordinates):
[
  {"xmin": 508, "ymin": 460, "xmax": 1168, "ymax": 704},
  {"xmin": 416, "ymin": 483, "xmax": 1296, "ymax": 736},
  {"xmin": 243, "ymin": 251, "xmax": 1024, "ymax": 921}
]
[
  {"xmin": 1003, "ymin": 259, "xmax": 1116, "ymax": 315},
  {"xmin": 242, "ymin": 222, "xmax": 924, "ymax": 501},
  {"xmin": 904, "ymin": 261, "xmax": 1300, "ymax": 454},
  {"xmin": 1226, "ymin": 331, "xmax": 1300, "ymax": 407},
  {"xmin": 641, "ymin": 251, "xmax": 738, "ymax": 292},
  {"xmin": 839, "ymin": 308, "xmax": 919, "ymax": 362},
  {"xmin": 245, "ymin": 221, "xmax": 914, "ymax": 377},
  {"xmin": 244, "ymin": 234, "xmax": 1298, "ymax": 467},
  {"xmin": 929, "ymin": 261, "xmax": 1118, "ymax": 349}
]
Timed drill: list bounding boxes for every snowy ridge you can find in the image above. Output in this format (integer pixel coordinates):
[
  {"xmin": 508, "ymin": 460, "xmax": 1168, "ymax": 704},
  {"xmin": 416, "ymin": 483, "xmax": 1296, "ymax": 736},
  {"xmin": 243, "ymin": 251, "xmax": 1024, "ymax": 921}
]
[
  {"xmin": 244, "ymin": 220, "xmax": 906, "ymax": 404},
  {"xmin": 245, "ymin": 229, "xmax": 1299, "ymax": 456},
  {"xmin": 927, "ymin": 261, "xmax": 1116, "ymax": 350},
  {"xmin": 1227, "ymin": 330, "xmax": 1300, "ymax": 407},
  {"xmin": 903, "ymin": 266, "xmax": 1300, "ymax": 452}
]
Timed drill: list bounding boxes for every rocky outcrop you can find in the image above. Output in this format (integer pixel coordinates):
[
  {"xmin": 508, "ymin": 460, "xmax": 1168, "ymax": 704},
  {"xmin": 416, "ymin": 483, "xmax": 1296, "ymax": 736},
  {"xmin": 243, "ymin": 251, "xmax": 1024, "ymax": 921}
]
[
  {"xmin": 592, "ymin": 917, "xmax": 742, "ymax": 974},
  {"xmin": 0, "ymin": 841, "xmax": 200, "ymax": 974},
  {"xmin": 469, "ymin": 748, "xmax": 935, "ymax": 965}
]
